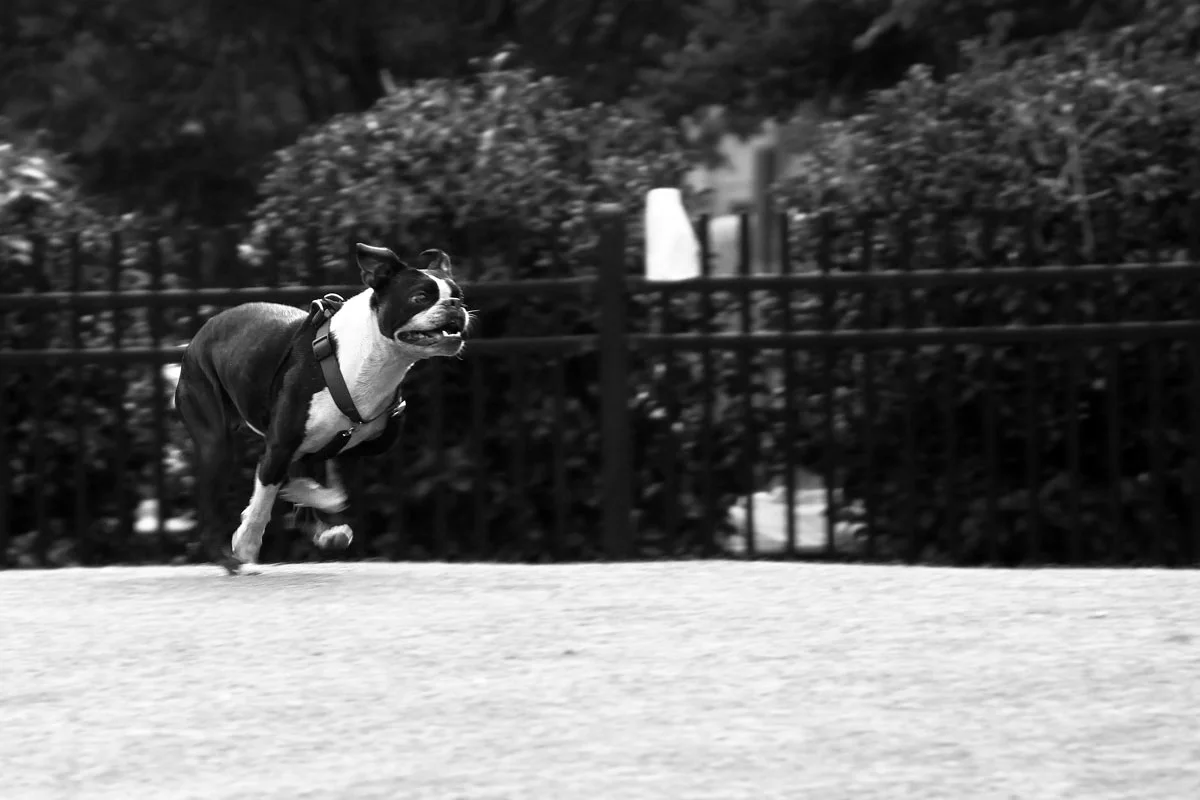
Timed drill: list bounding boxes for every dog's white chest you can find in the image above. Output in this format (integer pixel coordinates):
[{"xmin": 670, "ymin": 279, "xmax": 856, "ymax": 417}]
[{"xmin": 298, "ymin": 389, "xmax": 392, "ymax": 455}]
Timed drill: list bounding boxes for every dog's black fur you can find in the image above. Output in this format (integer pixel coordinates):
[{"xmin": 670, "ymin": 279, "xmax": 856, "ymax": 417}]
[{"xmin": 175, "ymin": 244, "xmax": 464, "ymax": 573}]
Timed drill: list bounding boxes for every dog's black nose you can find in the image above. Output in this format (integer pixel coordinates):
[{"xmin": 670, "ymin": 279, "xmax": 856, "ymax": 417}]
[{"xmin": 446, "ymin": 298, "xmax": 462, "ymax": 309}]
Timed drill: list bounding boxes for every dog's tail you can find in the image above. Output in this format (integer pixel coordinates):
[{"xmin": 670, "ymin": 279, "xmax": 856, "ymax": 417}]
[
  {"xmin": 162, "ymin": 363, "xmax": 183, "ymax": 409},
  {"xmin": 161, "ymin": 341, "xmax": 190, "ymax": 410}
]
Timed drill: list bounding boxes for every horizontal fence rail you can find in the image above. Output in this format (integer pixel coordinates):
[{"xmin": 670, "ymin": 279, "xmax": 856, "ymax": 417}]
[
  {"xmin": 3, "ymin": 206, "xmax": 1200, "ymax": 569},
  {"xmin": 635, "ymin": 320, "xmax": 1200, "ymax": 349},
  {"xmin": 8, "ymin": 321, "xmax": 1200, "ymax": 368},
  {"xmin": 0, "ymin": 277, "xmax": 596, "ymax": 312},
  {"xmin": 0, "ymin": 337, "xmax": 600, "ymax": 366},
  {"xmin": 3, "ymin": 260, "xmax": 1194, "ymax": 314}
]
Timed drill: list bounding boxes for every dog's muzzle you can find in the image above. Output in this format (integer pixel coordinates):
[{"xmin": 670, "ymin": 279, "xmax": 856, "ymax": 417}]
[{"xmin": 394, "ymin": 311, "xmax": 467, "ymax": 348}]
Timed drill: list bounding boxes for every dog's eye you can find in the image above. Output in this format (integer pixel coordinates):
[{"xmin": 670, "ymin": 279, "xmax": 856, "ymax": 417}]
[{"xmin": 410, "ymin": 292, "xmax": 429, "ymax": 305}]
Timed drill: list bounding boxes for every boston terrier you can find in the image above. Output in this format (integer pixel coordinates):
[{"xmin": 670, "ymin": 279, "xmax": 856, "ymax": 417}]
[{"xmin": 174, "ymin": 243, "xmax": 468, "ymax": 574}]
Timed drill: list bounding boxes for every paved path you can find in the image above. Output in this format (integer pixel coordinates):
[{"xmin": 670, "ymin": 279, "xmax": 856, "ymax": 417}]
[{"xmin": 2, "ymin": 562, "xmax": 1198, "ymax": 799}]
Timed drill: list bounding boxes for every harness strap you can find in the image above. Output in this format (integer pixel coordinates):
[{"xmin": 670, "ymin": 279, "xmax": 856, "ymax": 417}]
[
  {"xmin": 313, "ymin": 316, "xmax": 364, "ymax": 425},
  {"xmin": 307, "ymin": 293, "xmax": 406, "ymax": 461}
]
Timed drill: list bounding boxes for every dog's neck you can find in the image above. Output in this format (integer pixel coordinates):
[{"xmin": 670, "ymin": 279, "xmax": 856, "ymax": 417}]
[{"xmin": 328, "ymin": 289, "xmax": 418, "ymax": 421}]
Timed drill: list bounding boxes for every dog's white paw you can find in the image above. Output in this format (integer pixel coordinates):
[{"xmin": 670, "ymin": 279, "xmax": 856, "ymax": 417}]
[
  {"xmin": 315, "ymin": 524, "xmax": 353, "ymax": 550},
  {"xmin": 231, "ymin": 527, "xmax": 261, "ymax": 564},
  {"xmin": 280, "ymin": 478, "xmax": 348, "ymax": 513}
]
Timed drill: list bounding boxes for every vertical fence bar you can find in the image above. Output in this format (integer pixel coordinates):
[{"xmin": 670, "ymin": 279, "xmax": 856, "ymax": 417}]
[
  {"xmin": 551, "ymin": 351, "xmax": 567, "ymax": 560},
  {"xmin": 596, "ymin": 204, "xmax": 632, "ymax": 560},
  {"xmin": 1103, "ymin": 208, "xmax": 1123, "ymax": 563},
  {"xmin": 657, "ymin": 281, "xmax": 681, "ymax": 552},
  {"xmin": 510, "ymin": 355, "xmax": 529, "ymax": 558},
  {"xmin": 0, "ymin": 359, "xmax": 8, "ymax": 566},
  {"xmin": 936, "ymin": 212, "xmax": 960, "ymax": 564},
  {"xmin": 817, "ymin": 214, "xmax": 838, "ymax": 555},
  {"xmin": 897, "ymin": 212, "xmax": 919, "ymax": 562},
  {"xmin": 1190, "ymin": 341, "xmax": 1200, "ymax": 566},
  {"xmin": 547, "ymin": 227, "xmax": 568, "ymax": 561},
  {"xmin": 109, "ymin": 232, "xmax": 132, "ymax": 554},
  {"xmin": 1062, "ymin": 223, "xmax": 1083, "ymax": 563},
  {"xmin": 149, "ymin": 235, "xmax": 168, "ymax": 550},
  {"xmin": 550, "ymin": 235, "xmax": 569, "ymax": 560},
  {"xmin": 470, "ymin": 357, "xmax": 488, "ymax": 557},
  {"xmin": 29, "ymin": 236, "xmax": 51, "ymax": 564},
  {"xmin": 1146, "ymin": 212, "xmax": 1167, "ymax": 565},
  {"xmin": 1189, "ymin": 191, "xmax": 1200, "ymax": 565},
  {"xmin": 736, "ymin": 213, "xmax": 757, "ymax": 555},
  {"xmin": 779, "ymin": 212, "xmax": 798, "ymax": 555},
  {"xmin": 1021, "ymin": 209, "xmax": 1042, "ymax": 563},
  {"xmin": 859, "ymin": 214, "xmax": 878, "ymax": 560},
  {"xmin": 430, "ymin": 360, "xmax": 448, "ymax": 559},
  {"xmin": 980, "ymin": 211, "xmax": 1000, "ymax": 564},
  {"xmin": 697, "ymin": 215, "xmax": 718, "ymax": 556},
  {"xmin": 69, "ymin": 235, "xmax": 89, "ymax": 562}
]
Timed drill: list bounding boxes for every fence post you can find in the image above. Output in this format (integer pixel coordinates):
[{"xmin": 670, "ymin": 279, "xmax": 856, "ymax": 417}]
[{"xmin": 595, "ymin": 203, "xmax": 633, "ymax": 559}]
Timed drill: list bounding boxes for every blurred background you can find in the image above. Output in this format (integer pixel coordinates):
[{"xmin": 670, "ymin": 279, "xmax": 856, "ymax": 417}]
[{"xmin": 3, "ymin": 0, "xmax": 1200, "ymax": 569}]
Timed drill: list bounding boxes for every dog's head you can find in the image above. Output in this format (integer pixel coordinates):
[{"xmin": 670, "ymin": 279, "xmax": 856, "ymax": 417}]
[{"xmin": 355, "ymin": 243, "xmax": 470, "ymax": 357}]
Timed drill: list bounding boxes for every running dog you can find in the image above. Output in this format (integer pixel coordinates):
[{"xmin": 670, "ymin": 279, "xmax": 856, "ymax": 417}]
[{"xmin": 173, "ymin": 244, "xmax": 467, "ymax": 574}]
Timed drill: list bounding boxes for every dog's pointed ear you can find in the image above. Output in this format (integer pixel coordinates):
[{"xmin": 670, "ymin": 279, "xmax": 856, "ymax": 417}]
[
  {"xmin": 356, "ymin": 243, "xmax": 407, "ymax": 290},
  {"xmin": 418, "ymin": 248, "xmax": 453, "ymax": 277}
]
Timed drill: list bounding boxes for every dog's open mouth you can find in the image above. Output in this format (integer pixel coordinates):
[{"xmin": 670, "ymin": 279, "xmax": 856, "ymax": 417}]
[{"xmin": 395, "ymin": 319, "xmax": 464, "ymax": 347}]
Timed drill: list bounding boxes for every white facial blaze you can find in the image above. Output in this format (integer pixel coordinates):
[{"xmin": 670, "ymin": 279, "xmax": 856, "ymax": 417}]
[{"xmin": 432, "ymin": 275, "xmax": 452, "ymax": 302}]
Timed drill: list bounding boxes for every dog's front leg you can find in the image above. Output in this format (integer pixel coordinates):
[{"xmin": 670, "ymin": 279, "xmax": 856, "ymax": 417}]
[
  {"xmin": 231, "ymin": 430, "xmax": 301, "ymax": 568},
  {"xmin": 314, "ymin": 460, "xmax": 355, "ymax": 549},
  {"xmin": 283, "ymin": 458, "xmax": 355, "ymax": 550},
  {"xmin": 279, "ymin": 458, "xmax": 349, "ymax": 514}
]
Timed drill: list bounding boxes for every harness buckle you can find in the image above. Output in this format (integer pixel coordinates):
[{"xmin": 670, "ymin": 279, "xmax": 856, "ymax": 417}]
[{"xmin": 312, "ymin": 332, "xmax": 333, "ymax": 361}]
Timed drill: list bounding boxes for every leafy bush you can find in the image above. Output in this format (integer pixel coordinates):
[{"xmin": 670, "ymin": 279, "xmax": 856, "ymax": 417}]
[{"xmin": 771, "ymin": 36, "xmax": 1200, "ymax": 564}]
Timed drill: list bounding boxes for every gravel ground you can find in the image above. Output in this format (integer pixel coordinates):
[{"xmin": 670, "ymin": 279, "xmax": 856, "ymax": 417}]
[{"xmin": 1, "ymin": 561, "xmax": 1198, "ymax": 800}]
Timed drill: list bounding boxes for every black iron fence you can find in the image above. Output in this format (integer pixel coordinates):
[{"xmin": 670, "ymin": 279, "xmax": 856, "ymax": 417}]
[{"xmin": 3, "ymin": 203, "xmax": 1200, "ymax": 567}]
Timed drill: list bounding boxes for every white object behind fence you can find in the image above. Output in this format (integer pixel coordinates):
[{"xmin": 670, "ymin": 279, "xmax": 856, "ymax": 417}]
[{"xmin": 644, "ymin": 188, "xmax": 701, "ymax": 282}]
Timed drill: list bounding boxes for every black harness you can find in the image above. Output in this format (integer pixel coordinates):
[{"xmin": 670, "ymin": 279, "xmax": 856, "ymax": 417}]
[{"xmin": 306, "ymin": 294, "xmax": 406, "ymax": 461}]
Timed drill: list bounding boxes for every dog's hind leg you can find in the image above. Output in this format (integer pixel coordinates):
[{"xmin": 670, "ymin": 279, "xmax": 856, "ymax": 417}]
[{"xmin": 176, "ymin": 363, "xmax": 242, "ymax": 574}]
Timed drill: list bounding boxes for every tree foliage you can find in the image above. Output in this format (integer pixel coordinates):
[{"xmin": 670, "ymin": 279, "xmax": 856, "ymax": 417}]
[
  {"xmin": 645, "ymin": 0, "xmax": 1200, "ymax": 131},
  {"xmin": 0, "ymin": 0, "xmax": 693, "ymax": 224},
  {"xmin": 6, "ymin": 0, "xmax": 1192, "ymax": 223}
]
